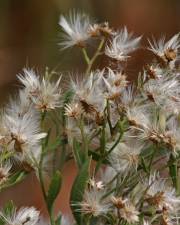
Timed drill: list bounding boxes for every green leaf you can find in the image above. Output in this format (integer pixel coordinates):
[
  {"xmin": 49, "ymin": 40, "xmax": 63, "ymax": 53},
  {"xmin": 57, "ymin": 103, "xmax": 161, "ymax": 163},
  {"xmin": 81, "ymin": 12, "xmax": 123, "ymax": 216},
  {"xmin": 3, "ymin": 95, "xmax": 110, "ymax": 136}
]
[
  {"xmin": 72, "ymin": 139, "xmax": 85, "ymax": 169},
  {"xmin": 46, "ymin": 137, "xmax": 63, "ymax": 152},
  {"xmin": 70, "ymin": 157, "xmax": 91, "ymax": 225},
  {"xmin": 3, "ymin": 201, "xmax": 16, "ymax": 217},
  {"xmin": 141, "ymin": 157, "xmax": 149, "ymax": 174},
  {"xmin": 0, "ymin": 201, "xmax": 16, "ymax": 225},
  {"xmin": 1, "ymin": 151, "xmax": 14, "ymax": 161},
  {"xmin": 44, "ymin": 128, "xmax": 52, "ymax": 148},
  {"xmin": 0, "ymin": 171, "xmax": 28, "ymax": 191},
  {"xmin": 88, "ymin": 150, "xmax": 109, "ymax": 164},
  {"xmin": 47, "ymin": 171, "xmax": 62, "ymax": 211}
]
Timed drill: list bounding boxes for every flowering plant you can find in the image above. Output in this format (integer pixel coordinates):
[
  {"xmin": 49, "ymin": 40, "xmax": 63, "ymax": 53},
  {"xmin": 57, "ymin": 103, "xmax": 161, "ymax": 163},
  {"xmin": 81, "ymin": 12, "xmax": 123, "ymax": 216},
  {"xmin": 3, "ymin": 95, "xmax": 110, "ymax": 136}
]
[{"xmin": 0, "ymin": 10, "xmax": 180, "ymax": 225}]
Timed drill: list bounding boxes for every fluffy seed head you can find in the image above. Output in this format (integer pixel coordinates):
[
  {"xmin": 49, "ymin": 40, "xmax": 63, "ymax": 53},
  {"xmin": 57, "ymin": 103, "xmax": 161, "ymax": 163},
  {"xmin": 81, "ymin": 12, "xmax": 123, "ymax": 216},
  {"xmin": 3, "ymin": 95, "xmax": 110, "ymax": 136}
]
[
  {"xmin": 0, "ymin": 207, "xmax": 40, "ymax": 225},
  {"xmin": 59, "ymin": 10, "xmax": 92, "ymax": 49},
  {"xmin": 105, "ymin": 27, "xmax": 142, "ymax": 61}
]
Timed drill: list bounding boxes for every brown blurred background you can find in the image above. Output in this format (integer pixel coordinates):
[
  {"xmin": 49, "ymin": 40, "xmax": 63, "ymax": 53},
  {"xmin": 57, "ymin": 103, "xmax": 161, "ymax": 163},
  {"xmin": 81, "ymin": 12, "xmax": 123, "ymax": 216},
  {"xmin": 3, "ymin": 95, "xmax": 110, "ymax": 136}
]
[{"xmin": 0, "ymin": 0, "xmax": 179, "ymax": 217}]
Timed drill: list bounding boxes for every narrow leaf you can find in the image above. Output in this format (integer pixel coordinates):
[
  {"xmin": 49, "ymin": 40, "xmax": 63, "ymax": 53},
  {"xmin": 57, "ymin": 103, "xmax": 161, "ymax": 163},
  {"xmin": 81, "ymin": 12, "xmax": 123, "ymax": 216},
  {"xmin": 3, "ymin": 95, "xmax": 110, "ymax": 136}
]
[
  {"xmin": 0, "ymin": 171, "xmax": 27, "ymax": 191},
  {"xmin": 47, "ymin": 171, "xmax": 62, "ymax": 211},
  {"xmin": 73, "ymin": 139, "xmax": 85, "ymax": 169},
  {"xmin": 70, "ymin": 157, "xmax": 91, "ymax": 225}
]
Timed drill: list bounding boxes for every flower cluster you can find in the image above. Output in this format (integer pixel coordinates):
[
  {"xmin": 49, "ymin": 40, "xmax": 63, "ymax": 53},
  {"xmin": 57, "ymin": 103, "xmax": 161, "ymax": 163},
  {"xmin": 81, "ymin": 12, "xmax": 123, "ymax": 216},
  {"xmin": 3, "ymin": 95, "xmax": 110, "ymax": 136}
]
[
  {"xmin": 60, "ymin": 10, "xmax": 180, "ymax": 225},
  {"xmin": 0, "ymin": 9, "xmax": 180, "ymax": 225}
]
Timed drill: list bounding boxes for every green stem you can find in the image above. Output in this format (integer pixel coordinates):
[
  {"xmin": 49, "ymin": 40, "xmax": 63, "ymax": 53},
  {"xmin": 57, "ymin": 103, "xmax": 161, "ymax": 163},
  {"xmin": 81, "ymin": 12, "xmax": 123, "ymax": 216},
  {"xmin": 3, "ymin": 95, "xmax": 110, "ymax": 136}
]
[
  {"xmin": 59, "ymin": 107, "xmax": 67, "ymax": 169},
  {"xmin": 39, "ymin": 112, "xmax": 55, "ymax": 225},
  {"xmin": 38, "ymin": 157, "xmax": 56, "ymax": 225},
  {"xmin": 82, "ymin": 48, "xmax": 90, "ymax": 65},
  {"xmin": 79, "ymin": 118, "xmax": 88, "ymax": 159},
  {"xmin": 105, "ymin": 128, "xmax": 123, "ymax": 157},
  {"xmin": 82, "ymin": 38, "xmax": 105, "ymax": 76},
  {"xmin": 95, "ymin": 122, "xmax": 123, "ymax": 174},
  {"xmin": 38, "ymin": 166, "xmax": 47, "ymax": 201},
  {"xmin": 100, "ymin": 123, "xmax": 106, "ymax": 155},
  {"xmin": 107, "ymin": 100, "xmax": 113, "ymax": 135},
  {"xmin": 148, "ymin": 146, "xmax": 156, "ymax": 171}
]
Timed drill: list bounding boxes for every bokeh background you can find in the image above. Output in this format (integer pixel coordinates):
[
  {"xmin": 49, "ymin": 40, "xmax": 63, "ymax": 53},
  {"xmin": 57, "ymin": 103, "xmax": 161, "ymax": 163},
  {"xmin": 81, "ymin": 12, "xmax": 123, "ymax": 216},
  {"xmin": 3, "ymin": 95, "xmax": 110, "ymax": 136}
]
[{"xmin": 0, "ymin": 0, "xmax": 179, "ymax": 217}]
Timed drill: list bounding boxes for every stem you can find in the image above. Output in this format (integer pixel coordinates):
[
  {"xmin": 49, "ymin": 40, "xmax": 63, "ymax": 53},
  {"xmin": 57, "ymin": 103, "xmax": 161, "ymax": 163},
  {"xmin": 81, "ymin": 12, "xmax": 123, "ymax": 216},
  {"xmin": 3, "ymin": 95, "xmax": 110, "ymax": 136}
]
[
  {"xmin": 100, "ymin": 123, "xmax": 106, "ymax": 155},
  {"xmin": 79, "ymin": 118, "xmax": 88, "ymax": 159},
  {"xmin": 38, "ymin": 166, "xmax": 47, "ymax": 201},
  {"xmin": 105, "ymin": 127, "xmax": 123, "ymax": 156},
  {"xmin": 148, "ymin": 146, "xmax": 156, "ymax": 171},
  {"xmin": 41, "ymin": 111, "xmax": 47, "ymax": 128},
  {"xmin": 82, "ymin": 38, "xmax": 105, "ymax": 76},
  {"xmin": 107, "ymin": 100, "xmax": 113, "ymax": 135},
  {"xmin": 38, "ymin": 152, "xmax": 56, "ymax": 225},
  {"xmin": 59, "ymin": 107, "xmax": 67, "ymax": 169},
  {"xmin": 88, "ymin": 128, "xmax": 101, "ymax": 144},
  {"xmin": 39, "ymin": 112, "xmax": 47, "ymax": 200},
  {"xmin": 39, "ymin": 112, "xmax": 55, "ymax": 225},
  {"xmin": 95, "ymin": 122, "xmax": 123, "ymax": 174},
  {"xmin": 82, "ymin": 48, "xmax": 90, "ymax": 65}
]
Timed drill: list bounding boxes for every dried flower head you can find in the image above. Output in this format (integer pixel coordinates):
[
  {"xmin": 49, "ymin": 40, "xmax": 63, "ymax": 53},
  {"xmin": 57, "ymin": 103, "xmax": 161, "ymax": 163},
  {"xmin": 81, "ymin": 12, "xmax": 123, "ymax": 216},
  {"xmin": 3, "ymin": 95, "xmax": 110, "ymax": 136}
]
[
  {"xmin": 112, "ymin": 196, "xmax": 139, "ymax": 223},
  {"xmin": 103, "ymin": 68, "xmax": 128, "ymax": 100},
  {"xmin": 71, "ymin": 71, "xmax": 105, "ymax": 116},
  {"xmin": 0, "ymin": 207, "xmax": 40, "ymax": 225},
  {"xmin": 18, "ymin": 68, "xmax": 61, "ymax": 111},
  {"xmin": 0, "ymin": 160, "xmax": 11, "ymax": 185},
  {"xmin": 88, "ymin": 22, "xmax": 114, "ymax": 37},
  {"xmin": 145, "ymin": 64, "xmax": 163, "ymax": 80},
  {"xmin": 148, "ymin": 34, "xmax": 180, "ymax": 65},
  {"xmin": 75, "ymin": 185, "xmax": 110, "ymax": 217},
  {"xmin": 120, "ymin": 201, "xmax": 139, "ymax": 223},
  {"xmin": 64, "ymin": 102, "xmax": 82, "ymax": 119},
  {"xmin": 145, "ymin": 172, "xmax": 180, "ymax": 212},
  {"xmin": 109, "ymin": 137, "xmax": 143, "ymax": 172},
  {"xmin": 59, "ymin": 10, "xmax": 92, "ymax": 49},
  {"xmin": 1, "ymin": 97, "xmax": 47, "ymax": 164},
  {"xmin": 105, "ymin": 27, "xmax": 142, "ymax": 61},
  {"xmin": 18, "ymin": 68, "xmax": 40, "ymax": 95},
  {"xmin": 126, "ymin": 104, "xmax": 151, "ymax": 128},
  {"xmin": 143, "ymin": 75, "xmax": 180, "ymax": 110}
]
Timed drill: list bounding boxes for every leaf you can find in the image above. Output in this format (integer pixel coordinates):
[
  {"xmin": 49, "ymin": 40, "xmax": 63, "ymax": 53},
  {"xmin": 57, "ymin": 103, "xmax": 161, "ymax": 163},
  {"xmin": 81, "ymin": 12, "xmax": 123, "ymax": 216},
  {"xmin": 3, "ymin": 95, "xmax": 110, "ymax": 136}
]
[
  {"xmin": 3, "ymin": 201, "xmax": 16, "ymax": 217},
  {"xmin": 44, "ymin": 128, "xmax": 52, "ymax": 148},
  {"xmin": 0, "ymin": 201, "xmax": 16, "ymax": 225},
  {"xmin": 70, "ymin": 157, "xmax": 91, "ymax": 225},
  {"xmin": 88, "ymin": 150, "xmax": 109, "ymax": 164},
  {"xmin": 1, "ymin": 151, "xmax": 14, "ymax": 161},
  {"xmin": 47, "ymin": 171, "xmax": 62, "ymax": 211},
  {"xmin": 46, "ymin": 138, "xmax": 63, "ymax": 152},
  {"xmin": 72, "ymin": 139, "xmax": 85, "ymax": 169},
  {"xmin": 141, "ymin": 157, "xmax": 149, "ymax": 173},
  {"xmin": 0, "ymin": 171, "xmax": 28, "ymax": 191}
]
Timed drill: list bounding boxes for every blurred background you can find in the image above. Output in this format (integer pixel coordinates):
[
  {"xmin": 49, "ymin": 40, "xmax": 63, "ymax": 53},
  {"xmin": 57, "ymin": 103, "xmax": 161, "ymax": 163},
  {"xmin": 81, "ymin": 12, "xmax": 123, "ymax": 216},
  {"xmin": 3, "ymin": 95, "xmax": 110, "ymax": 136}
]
[{"xmin": 0, "ymin": 0, "xmax": 179, "ymax": 217}]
